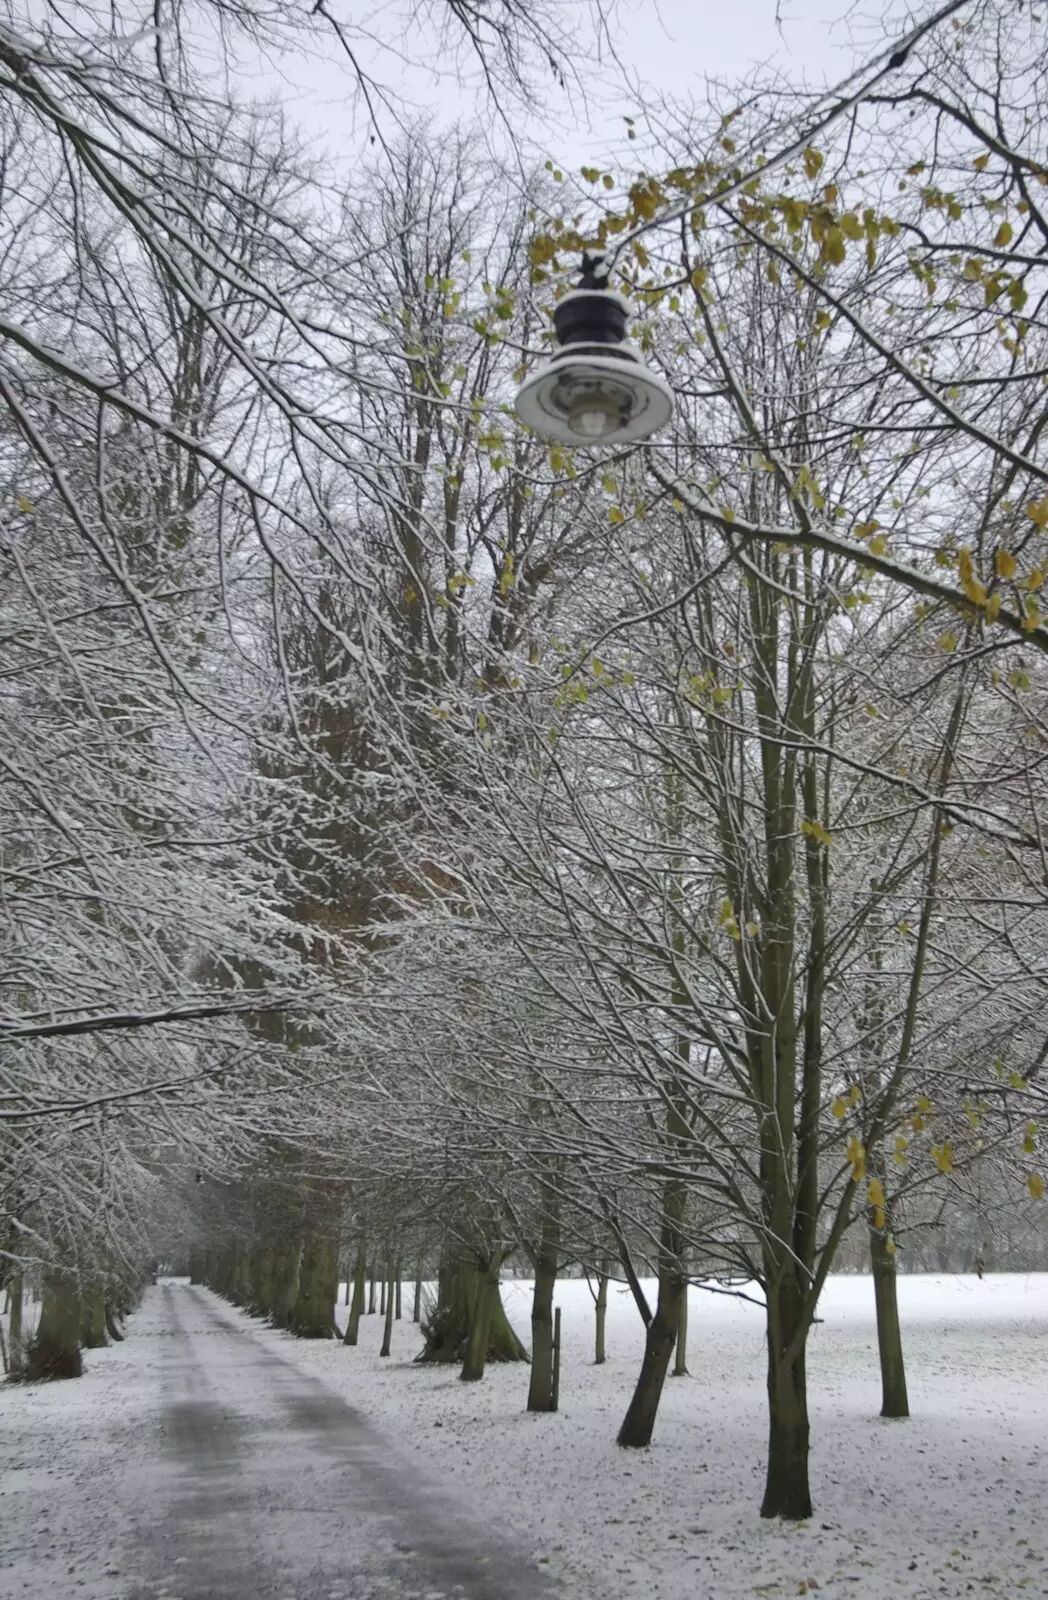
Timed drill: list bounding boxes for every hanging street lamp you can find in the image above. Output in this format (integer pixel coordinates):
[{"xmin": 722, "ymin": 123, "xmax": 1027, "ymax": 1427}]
[{"xmin": 514, "ymin": 253, "xmax": 674, "ymax": 447}]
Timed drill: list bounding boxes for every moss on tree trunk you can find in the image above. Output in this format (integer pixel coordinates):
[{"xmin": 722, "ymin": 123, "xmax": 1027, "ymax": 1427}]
[
  {"xmin": 761, "ymin": 1272, "xmax": 812, "ymax": 1520},
  {"xmin": 871, "ymin": 1216, "xmax": 909, "ymax": 1418},
  {"xmin": 594, "ymin": 1263, "xmax": 608, "ymax": 1365},
  {"xmin": 672, "ymin": 1280, "xmax": 689, "ymax": 1376},
  {"xmin": 26, "ymin": 1268, "xmax": 82, "ymax": 1381},
  {"xmin": 268, "ymin": 1236, "xmax": 301, "ymax": 1328},
  {"xmin": 618, "ymin": 1176, "xmax": 685, "ymax": 1446},
  {"xmin": 8, "ymin": 1273, "xmax": 24, "ymax": 1375},
  {"xmin": 617, "ymin": 1272, "xmax": 683, "ymax": 1445},
  {"xmin": 80, "ymin": 1282, "xmax": 108, "ymax": 1349},
  {"xmin": 527, "ymin": 1210, "xmax": 560, "ymax": 1411},
  {"xmin": 417, "ymin": 1241, "xmax": 527, "ymax": 1367},
  {"xmin": 289, "ymin": 1230, "xmax": 338, "ymax": 1338},
  {"xmin": 344, "ymin": 1242, "xmax": 366, "ymax": 1345},
  {"xmin": 380, "ymin": 1264, "xmax": 395, "ymax": 1357}
]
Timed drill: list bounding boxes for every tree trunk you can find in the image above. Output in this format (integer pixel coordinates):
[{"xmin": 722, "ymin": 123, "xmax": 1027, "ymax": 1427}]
[
  {"xmin": 26, "ymin": 1268, "xmax": 83, "ymax": 1380},
  {"xmin": 380, "ymin": 1265, "xmax": 395, "ymax": 1357},
  {"xmin": 761, "ymin": 1273, "xmax": 812, "ymax": 1520},
  {"xmin": 8, "ymin": 1273, "xmax": 24, "ymax": 1375},
  {"xmin": 618, "ymin": 1177, "xmax": 685, "ymax": 1447},
  {"xmin": 417, "ymin": 1241, "xmax": 527, "ymax": 1365},
  {"xmin": 344, "ymin": 1243, "xmax": 366, "ymax": 1345},
  {"xmin": 617, "ymin": 1271, "xmax": 683, "ymax": 1446},
  {"xmin": 379, "ymin": 1274, "xmax": 387, "ymax": 1317},
  {"xmin": 672, "ymin": 1280, "xmax": 689, "ymax": 1376},
  {"xmin": 104, "ymin": 1304, "xmax": 125, "ymax": 1342},
  {"xmin": 527, "ymin": 1210, "xmax": 560, "ymax": 1412},
  {"xmin": 249, "ymin": 1243, "xmax": 275, "ymax": 1317},
  {"xmin": 594, "ymin": 1264, "xmax": 608, "ymax": 1365},
  {"xmin": 189, "ymin": 1249, "xmax": 205, "ymax": 1286},
  {"xmin": 460, "ymin": 1255, "xmax": 500, "ymax": 1382},
  {"xmin": 413, "ymin": 1260, "xmax": 423, "ymax": 1323},
  {"xmin": 268, "ymin": 1236, "xmax": 301, "ymax": 1328},
  {"xmin": 394, "ymin": 1259, "xmax": 403, "ymax": 1319},
  {"xmin": 870, "ymin": 1219, "xmax": 909, "ymax": 1418},
  {"xmin": 289, "ymin": 1231, "xmax": 338, "ymax": 1338},
  {"xmin": 80, "ymin": 1282, "xmax": 108, "ymax": 1349},
  {"xmin": 368, "ymin": 1270, "xmax": 377, "ymax": 1314}
]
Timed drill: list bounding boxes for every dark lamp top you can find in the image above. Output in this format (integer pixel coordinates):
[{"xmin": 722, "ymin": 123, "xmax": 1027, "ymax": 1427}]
[{"xmin": 552, "ymin": 289, "xmax": 630, "ymax": 350}]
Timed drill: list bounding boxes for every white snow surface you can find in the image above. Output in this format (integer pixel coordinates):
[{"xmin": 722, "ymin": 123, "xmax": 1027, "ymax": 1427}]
[
  {"xmin": 308, "ymin": 1273, "xmax": 1048, "ymax": 1600},
  {"xmin": 2, "ymin": 1272, "xmax": 1047, "ymax": 1600}
]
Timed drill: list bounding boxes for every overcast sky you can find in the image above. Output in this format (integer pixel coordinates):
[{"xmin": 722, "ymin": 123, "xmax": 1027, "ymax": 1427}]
[{"xmin": 239, "ymin": 0, "xmax": 911, "ymax": 173}]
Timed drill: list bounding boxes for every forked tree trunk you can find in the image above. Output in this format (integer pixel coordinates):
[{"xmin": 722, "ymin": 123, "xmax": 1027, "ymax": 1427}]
[
  {"xmin": 617, "ymin": 1272, "xmax": 683, "ymax": 1445},
  {"xmin": 26, "ymin": 1268, "xmax": 82, "ymax": 1380},
  {"xmin": 417, "ymin": 1240, "xmax": 527, "ymax": 1365},
  {"xmin": 344, "ymin": 1243, "xmax": 367, "ymax": 1345},
  {"xmin": 761, "ymin": 1272, "xmax": 812, "ymax": 1520},
  {"xmin": 870, "ymin": 1216, "xmax": 909, "ymax": 1418},
  {"xmin": 594, "ymin": 1262, "xmax": 608, "ymax": 1364},
  {"xmin": 527, "ymin": 1210, "xmax": 560, "ymax": 1412},
  {"xmin": 672, "ymin": 1280, "xmax": 689, "ymax": 1376},
  {"xmin": 618, "ymin": 1177, "xmax": 685, "ymax": 1448},
  {"xmin": 380, "ymin": 1265, "xmax": 396, "ymax": 1357}
]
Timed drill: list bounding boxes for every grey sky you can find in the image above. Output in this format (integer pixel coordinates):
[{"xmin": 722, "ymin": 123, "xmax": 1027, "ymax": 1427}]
[{"xmin": 240, "ymin": 0, "xmax": 911, "ymax": 172}]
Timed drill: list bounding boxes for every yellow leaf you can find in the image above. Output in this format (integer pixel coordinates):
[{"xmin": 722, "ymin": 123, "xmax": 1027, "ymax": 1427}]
[
  {"xmin": 1026, "ymin": 496, "xmax": 1048, "ymax": 530},
  {"xmin": 847, "ymin": 1135, "xmax": 865, "ymax": 1183},
  {"xmin": 1028, "ymin": 1174, "xmax": 1045, "ymax": 1200},
  {"xmin": 803, "ymin": 147, "xmax": 825, "ymax": 180},
  {"xmin": 602, "ymin": 174, "xmax": 615, "ymax": 190},
  {"xmin": 745, "ymin": 920, "xmax": 759, "ymax": 939},
  {"xmin": 932, "ymin": 1142, "xmax": 954, "ymax": 1175},
  {"xmin": 609, "ymin": 506, "xmax": 625, "ymax": 525},
  {"xmin": 17, "ymin": 495, "xmax": 32, "ymax": 513},
  {"xmin": 601, "ymin": 473, "xmax": 617, "ymax": 495},
  {"xmin": 867, "ymin": 1178, "xmax": 885, "ymax": 1208},
  {"xmin": 886, "ymin": 1237, "xmax": 897, "ymax": 1256},
  {"xmin": 869, "ymin": 535, "xmax": 888, "ymax": 556},
  {"xmin": 874, "ymin": 1206, "xmax": 886, "ymax": 1231},
  {"xmin": 973, "ymin": 153, "xmax": 990, "ymax": 172},
  {"xmin": 831, "ymin": 1095, "xmax": 847, "ymax": 1119},
  {"xmin": 994, "ymin": 221, "xmax": 1013, "ymax": 248},
  {"xmin": 916, "ymin": 1094, "xmax": 933, "ymax": 1115}
]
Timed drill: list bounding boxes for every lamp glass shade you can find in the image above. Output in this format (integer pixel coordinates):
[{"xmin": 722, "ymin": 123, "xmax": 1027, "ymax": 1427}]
[{"xmin": 515, "ymin": 349, "xmax": 673, "ymax": 446}]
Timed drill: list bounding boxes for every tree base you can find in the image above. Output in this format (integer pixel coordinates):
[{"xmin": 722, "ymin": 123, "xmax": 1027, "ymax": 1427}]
[{"xmin": 24, "ymin": 1339, "xmax": 83, "ymax": 1381}]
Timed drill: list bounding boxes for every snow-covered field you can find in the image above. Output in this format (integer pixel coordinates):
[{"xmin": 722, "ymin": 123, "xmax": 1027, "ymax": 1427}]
[
  {"xmin": 306, "ymin": 1272, "xmax": 1048, "ymax": 1600},
  {"xmin": 2, "ymin": 1273, "xmax": 1047, "ymax": 1600}
]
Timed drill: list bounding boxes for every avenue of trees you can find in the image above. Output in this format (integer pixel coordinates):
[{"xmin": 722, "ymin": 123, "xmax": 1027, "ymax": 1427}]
[{"xmin": 3, "ymin": 0, "xmax": 1048, "ymax": 1523}]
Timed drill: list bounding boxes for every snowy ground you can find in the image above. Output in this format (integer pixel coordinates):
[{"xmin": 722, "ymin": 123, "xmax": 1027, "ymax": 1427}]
[
  {"xmin": 2, "ymin": 1273, "xmax": 1047, "ymax": 1600},
  {"xmin": 307, "ymin": 1273, "xmax": 1048, "ymax": 1600}
]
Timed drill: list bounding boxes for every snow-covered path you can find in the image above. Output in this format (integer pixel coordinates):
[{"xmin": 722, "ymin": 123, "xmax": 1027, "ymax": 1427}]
[{"xmin": 0, "ymin": 1282, "xmax": 564, "ymax": 1600}]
